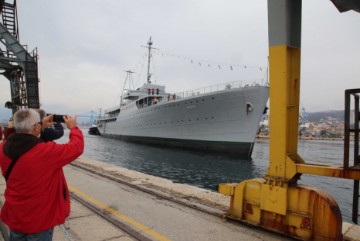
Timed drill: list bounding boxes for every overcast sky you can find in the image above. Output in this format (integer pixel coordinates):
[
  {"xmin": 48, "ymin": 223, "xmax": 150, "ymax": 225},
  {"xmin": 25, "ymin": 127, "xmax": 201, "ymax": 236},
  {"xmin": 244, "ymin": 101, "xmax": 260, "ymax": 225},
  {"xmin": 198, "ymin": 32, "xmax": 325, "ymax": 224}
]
[{"xmin": 0, "ymin": 0, "xmax": 359, "ymax": 121}]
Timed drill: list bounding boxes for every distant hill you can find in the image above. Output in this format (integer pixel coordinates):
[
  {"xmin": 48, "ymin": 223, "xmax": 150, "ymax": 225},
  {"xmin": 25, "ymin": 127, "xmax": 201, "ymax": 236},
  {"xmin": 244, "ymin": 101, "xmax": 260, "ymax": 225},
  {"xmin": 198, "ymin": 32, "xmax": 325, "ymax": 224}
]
[{"xmin": 306, "ymin": 110, "xmax": 344, "ymax": 122}]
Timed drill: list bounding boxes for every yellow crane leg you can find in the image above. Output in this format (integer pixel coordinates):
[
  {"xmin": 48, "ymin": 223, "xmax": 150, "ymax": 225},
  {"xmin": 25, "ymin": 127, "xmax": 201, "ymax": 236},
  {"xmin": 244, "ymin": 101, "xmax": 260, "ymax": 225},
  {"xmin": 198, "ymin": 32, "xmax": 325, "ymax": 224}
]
[
  {"xmin": 219, "ymin": 1, "xmax": 347, "ymax": 240},
  {"xmin": 219, "ymin": 180, "xmax": 343, "ymax": 240}
]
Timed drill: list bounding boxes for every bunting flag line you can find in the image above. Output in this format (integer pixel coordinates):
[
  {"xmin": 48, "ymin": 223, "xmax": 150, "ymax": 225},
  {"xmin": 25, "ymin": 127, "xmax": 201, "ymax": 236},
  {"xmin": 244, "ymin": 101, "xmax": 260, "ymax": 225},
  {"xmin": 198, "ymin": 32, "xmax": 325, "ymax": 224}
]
[{"xmin": 151, "ymin": 50, "xmax": 267, "ymax": 72}]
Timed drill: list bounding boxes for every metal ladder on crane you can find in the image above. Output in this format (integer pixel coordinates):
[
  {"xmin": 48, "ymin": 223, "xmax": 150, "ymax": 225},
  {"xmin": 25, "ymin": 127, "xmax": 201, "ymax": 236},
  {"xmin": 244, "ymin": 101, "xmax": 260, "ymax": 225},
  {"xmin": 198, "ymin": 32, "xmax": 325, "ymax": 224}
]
[
  {"xmin": 344, "ymin": 89, "xmax": 360, "ymax": 223},
  {"xmin": 1, "ymin": 0, "xmax": 18, "ymax": 39},
  {"xmin": 0, "ymin": 0, "xmax": 40, "ymax": 112}
]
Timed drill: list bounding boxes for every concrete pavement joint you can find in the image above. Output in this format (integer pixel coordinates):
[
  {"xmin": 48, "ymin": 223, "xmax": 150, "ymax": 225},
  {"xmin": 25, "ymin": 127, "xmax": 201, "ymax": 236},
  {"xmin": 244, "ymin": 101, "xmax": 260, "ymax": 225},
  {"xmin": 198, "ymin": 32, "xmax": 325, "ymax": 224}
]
[{"xmin": 69, "ymin": 186, "xmax": 168, "ymax": 241}]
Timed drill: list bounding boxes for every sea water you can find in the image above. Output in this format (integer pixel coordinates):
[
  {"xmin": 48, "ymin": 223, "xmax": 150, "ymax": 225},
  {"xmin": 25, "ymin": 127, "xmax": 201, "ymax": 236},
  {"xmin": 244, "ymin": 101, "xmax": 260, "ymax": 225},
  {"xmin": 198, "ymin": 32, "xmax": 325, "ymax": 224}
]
[{"xmin": 59, "ymin": 130, "xmax": 355, "ymax": 223}]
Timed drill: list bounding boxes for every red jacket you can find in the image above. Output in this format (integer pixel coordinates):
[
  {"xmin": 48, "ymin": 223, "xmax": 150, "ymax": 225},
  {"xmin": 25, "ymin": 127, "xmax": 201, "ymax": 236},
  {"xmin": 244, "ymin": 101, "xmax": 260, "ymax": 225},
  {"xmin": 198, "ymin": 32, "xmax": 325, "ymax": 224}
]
[{"xmin": 0, "ymin": 127, "xmax": 84, "ymax": 233}]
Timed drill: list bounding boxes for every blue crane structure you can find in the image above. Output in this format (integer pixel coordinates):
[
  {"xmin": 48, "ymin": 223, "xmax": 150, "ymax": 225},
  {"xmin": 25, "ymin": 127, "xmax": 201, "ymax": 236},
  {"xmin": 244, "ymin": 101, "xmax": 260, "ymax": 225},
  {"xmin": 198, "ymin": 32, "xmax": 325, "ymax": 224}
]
[{"xmin": 76, "ymin": 110, "xmax": 98, "ymax": 126}]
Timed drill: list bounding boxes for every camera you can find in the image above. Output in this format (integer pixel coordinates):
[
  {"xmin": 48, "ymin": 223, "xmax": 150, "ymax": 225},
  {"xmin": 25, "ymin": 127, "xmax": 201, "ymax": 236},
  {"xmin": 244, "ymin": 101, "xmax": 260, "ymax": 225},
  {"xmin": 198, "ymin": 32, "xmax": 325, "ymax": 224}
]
[{"xmin": 47, "ymin": 114, "xmax": 65, "ymax": 123}]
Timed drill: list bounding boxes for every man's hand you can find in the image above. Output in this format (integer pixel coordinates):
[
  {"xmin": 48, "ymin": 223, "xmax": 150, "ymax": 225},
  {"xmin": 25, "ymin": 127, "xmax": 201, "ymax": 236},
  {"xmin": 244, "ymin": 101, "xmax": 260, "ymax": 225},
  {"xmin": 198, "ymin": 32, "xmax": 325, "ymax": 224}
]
[
  {"xmin": 63, "ymin": 115, "xmax": 77, "ymax": 129},
  {"xmin": 42, "ymin": 114, "xmax": 57, "ymax": 128}
]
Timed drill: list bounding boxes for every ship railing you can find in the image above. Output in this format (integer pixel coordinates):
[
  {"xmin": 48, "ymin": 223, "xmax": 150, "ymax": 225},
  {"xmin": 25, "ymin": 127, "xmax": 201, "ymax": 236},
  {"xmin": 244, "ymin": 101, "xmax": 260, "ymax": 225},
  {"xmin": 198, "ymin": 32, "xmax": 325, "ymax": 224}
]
[{"xmin": 173, "ymin": 79, "xmax": 267, "ymax": 99}]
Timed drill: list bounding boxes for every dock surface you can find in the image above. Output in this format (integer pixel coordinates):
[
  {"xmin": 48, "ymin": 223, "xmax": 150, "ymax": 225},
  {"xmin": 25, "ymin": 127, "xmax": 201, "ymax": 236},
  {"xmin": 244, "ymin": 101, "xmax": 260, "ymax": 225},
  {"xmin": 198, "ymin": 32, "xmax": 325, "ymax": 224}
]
[{"xmin": 0, "ymin": 157, "xmax": 359, "ymax": 241}]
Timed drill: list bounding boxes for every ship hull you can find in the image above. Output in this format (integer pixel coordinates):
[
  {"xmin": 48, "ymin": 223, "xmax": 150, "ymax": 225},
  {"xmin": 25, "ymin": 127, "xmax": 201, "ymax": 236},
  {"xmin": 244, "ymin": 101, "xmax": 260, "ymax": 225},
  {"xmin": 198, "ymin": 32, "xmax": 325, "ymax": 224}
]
[{"xmin": 97, "ymin": 85, "xmax": 269, "ymax": 158}]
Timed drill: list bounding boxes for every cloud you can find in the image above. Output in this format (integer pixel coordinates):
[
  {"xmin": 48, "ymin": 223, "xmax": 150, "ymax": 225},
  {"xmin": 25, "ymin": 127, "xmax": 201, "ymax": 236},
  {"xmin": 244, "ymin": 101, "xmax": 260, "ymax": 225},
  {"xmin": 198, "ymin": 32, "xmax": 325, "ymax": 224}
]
[{"xmin": 0, "ymin": 0, "xmax": 359, "ymax": 122}]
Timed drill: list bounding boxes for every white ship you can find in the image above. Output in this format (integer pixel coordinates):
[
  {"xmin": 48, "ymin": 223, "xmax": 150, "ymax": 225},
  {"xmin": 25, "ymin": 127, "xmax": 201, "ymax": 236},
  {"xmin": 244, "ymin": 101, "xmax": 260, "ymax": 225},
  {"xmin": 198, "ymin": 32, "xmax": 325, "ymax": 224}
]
[{"xmin": 95, "ymin": 38, "xmax": 269, "ymax": 158}]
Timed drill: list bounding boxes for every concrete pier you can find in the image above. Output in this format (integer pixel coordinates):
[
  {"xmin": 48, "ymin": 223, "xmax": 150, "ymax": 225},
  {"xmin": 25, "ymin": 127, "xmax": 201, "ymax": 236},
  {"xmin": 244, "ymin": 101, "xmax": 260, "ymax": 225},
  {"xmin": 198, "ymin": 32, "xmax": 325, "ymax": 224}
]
[{"xmin": 0, "ymin": 157, "xmax": 359, "ymax": 241}]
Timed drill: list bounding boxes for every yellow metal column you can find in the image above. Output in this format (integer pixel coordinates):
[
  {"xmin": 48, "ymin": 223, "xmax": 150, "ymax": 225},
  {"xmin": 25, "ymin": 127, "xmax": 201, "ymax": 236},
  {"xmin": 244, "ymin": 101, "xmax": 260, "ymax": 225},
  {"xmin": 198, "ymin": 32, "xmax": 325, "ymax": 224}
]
[
  {"xmin": 260, "ymin": 0, "xmax": 302, "ymax": 219},
  {"xmin": 267, "ymin": 0, "xmax": 302, "ymax": 181},
  {"xmin": 267, "ymin": 46, "xmax": 301, "ymax": 179}
]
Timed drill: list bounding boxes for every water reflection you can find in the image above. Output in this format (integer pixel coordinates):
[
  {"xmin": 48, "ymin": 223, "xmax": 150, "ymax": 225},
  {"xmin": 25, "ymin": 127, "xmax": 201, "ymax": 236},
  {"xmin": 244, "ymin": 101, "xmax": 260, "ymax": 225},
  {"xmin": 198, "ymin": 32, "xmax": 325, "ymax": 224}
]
[{"xmin": 80, "ymin": 133, "xmax": 257, "ymax": 190}]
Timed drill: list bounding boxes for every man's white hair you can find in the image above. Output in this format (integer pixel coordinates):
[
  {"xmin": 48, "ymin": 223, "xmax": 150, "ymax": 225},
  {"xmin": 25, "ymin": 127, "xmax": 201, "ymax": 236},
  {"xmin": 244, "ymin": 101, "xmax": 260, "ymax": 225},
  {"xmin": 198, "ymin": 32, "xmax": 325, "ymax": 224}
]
[{"xmin": 13, "ymin": 109, "xmax": 40, "ymax": 134}]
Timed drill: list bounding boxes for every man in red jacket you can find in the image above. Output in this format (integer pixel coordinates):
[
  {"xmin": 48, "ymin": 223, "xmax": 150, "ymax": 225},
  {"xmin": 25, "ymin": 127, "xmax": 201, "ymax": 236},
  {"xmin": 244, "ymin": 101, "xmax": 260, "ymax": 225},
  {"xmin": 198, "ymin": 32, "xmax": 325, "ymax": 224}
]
[{"xmin": 0, "ymin": 108, "xmax": 84, "ymax": 241}]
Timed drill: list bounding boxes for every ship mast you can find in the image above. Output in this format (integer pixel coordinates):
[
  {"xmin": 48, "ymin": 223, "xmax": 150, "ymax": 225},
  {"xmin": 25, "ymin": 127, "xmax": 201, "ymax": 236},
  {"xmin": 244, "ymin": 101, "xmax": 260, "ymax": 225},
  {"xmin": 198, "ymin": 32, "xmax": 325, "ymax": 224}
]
[{"xmin": 146, "ymin": 37, "xmax": 155, "ymax": 84}]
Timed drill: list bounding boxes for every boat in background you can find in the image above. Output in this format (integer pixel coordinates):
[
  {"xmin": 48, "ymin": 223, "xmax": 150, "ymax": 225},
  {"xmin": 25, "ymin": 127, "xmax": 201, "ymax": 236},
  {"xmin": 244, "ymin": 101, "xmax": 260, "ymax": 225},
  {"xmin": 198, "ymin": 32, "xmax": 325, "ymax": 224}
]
[
  {"xmin": 88, "ymin": 125, "xmax": 100, "ymax": 135},
  {"xmin": 95, "ymin": 38, "xmax": 269, "ymax": 158}
]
